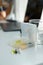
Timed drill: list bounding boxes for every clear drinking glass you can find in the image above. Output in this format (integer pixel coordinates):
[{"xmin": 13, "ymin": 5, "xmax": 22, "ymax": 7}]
[
  {"xmin": 29, "ymin": 19, "xmax": 40, "ymax": 27},
  {"xmin": 21, "ymin": 22, "xmax": 38, "ymax": 44}
]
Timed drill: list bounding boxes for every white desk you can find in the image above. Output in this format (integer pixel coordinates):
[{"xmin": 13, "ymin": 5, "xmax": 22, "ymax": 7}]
[{"xmin": 0, "ymin": 30, "xmax": 43, "ymax": 65}]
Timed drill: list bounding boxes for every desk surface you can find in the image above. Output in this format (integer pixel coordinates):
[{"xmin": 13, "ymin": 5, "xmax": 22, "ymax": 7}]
[{"xmin": 0, "ymin": 30, "xmax": 43, "ymax": 65}]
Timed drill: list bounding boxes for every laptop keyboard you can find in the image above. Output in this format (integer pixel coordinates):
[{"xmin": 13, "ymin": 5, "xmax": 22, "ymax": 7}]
[{"xmin": 1, "ymin": 20, "xmax": 21, "ymax": 31}]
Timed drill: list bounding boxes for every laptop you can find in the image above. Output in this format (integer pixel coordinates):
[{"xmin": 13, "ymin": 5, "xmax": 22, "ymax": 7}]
[{"xmin": 1, "ymin": 20, "xmax": 21, "ymax": 32}]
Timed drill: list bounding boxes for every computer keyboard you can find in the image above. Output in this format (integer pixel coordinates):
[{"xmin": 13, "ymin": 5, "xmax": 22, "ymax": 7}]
[{"xmin": 1, "ymin": 20, "xmax": 21, "ymax": 32}]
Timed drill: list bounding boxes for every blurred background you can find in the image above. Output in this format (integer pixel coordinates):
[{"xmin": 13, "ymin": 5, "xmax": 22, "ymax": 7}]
[
  {"xmin": 24, "ymin": 0, "xmax": 43, "ymax": 22},
  {"xmin": 0, "ymin": 0, "xmax": 15, "ymax": 20},
  {"xmin": 0, "ymin": 0, "xmax": 43, "ymax": 24}
]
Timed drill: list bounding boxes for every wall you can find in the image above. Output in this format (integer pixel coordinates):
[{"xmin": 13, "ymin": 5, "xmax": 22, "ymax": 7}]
[{"xmin": 15, "ymin": 0, "xmax": 28, "ymax": 22}]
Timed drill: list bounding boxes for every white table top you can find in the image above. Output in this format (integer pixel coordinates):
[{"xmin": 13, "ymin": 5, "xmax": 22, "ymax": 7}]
[{"xmin": 0, "ymin": 30, "xmax": 43, "ymax": 65}]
